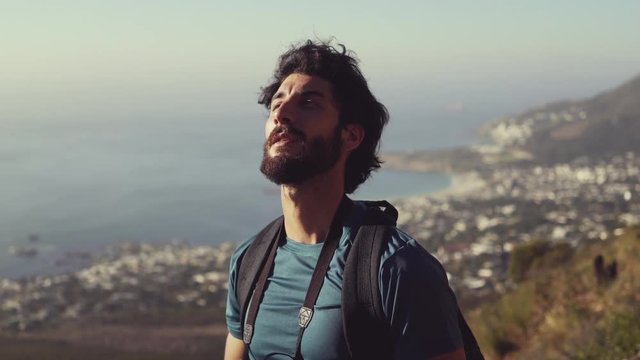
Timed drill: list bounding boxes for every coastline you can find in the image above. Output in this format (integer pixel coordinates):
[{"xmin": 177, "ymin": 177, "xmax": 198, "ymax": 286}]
[
  {"xmin": 381, "ymin": 152, "xmax": 487, "ymax": 201},
  {"xmin": 0, "ymin": 157, "xmax": 470, "ymax": 279},
  {"xmin": 428, "ymin": 171, "xmax": 486, "ymax": 200}
]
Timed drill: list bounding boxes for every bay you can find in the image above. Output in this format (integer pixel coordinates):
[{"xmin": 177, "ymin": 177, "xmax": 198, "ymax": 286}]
[{"xmin": 0, "ymin": 116, "xmax": 450, "ymax": 278}]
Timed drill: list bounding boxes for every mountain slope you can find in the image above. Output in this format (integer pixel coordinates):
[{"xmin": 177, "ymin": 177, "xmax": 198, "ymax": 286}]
[{"xmin": 468, "ymin": 226, "xmax": 640, "ymax": 360}]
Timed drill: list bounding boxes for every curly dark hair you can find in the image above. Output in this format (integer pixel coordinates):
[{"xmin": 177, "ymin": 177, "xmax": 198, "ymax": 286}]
[{"xmin": 258, "ymin": 40, "xmax": 389, "ymax": 194}]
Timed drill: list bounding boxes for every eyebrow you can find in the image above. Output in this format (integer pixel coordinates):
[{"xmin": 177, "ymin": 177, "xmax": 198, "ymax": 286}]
[{"xmin": 271, "ymin": 90, "xmax": 327, "ymax": 103}]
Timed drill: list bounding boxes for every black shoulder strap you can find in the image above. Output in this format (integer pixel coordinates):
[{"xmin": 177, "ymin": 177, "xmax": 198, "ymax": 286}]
[
  {"xmin": 457, "ymin": 308, "xmax": 485, "ymax": 360},
  {"xmin": 236, "ymin": 216, "xmax": 283, "ymax": 326},
  {"xmin": 342, "ymin": 201, "xmax": 396, "ymax": 360},
  {"xmin": 342, "ymin": 200, "xmax": 485, "ymax": 360}
]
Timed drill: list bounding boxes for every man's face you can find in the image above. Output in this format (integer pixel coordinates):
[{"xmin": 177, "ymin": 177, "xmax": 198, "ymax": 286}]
[{"xmin": 260, "ymin": 73, "xmax": 343, "ymax": 186}]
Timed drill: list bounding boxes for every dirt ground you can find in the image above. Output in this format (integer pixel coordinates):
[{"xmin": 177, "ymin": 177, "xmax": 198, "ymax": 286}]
[{"xmin": 0, "ymin": 323, "xmax": 228, "ymax": 360}]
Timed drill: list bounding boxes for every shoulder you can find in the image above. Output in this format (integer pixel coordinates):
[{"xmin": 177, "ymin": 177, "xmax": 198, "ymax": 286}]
[
  {"xmin": 229, "ymin": 216, "xmax": 283, "ymax": 271},
  {"xmin": 380, "ymin": 227, "xmax": 449, "ymax": 285},
  {"xmin": 227, "ymin": 235, "xmax": 257, "ymax": 306},
  {"xmin": 229, "ymin": 235, "xmax": 257, "ymax": 271}
]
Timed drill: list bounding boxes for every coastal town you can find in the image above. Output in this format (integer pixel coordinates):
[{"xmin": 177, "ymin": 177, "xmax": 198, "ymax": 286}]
[
  {"xmin": 1, "ymin": 242, "xmax": 235, "ymax": 332},
  {"xmin": 393, "ymin": 152, "xmax": 640, "ymax": 304},
  {"xmin": 2, "ymin": 149, "xmax": 639, "ymax": 331}
]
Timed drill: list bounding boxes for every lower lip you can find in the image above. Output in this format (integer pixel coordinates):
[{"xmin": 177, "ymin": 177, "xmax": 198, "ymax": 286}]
[{"xmin": 274, "ymin": 138, "xmax": 295, "ymax": 146}]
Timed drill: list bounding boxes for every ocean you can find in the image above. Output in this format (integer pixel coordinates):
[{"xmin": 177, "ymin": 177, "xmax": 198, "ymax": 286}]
[{"xmin": 1, "ymin": 110, "xmax": 474, "ymax": 279}]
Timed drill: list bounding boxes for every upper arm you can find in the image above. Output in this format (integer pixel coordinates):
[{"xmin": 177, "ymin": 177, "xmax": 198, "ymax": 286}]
[
  {"xmin": 224, "ymin": 333, "xmax": 247, "ymax": 360},
  {"xmin": 380, "ymin": 238, "xmax": 464, "ymax": 359}
]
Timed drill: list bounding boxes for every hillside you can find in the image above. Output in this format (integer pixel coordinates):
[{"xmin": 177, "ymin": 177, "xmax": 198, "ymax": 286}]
[{"xmin": 468, "ymin": 226, "xmax": 640, "ymax": 360}]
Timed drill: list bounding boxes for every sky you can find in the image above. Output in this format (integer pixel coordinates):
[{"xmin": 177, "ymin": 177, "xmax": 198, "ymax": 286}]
[
  {"xmin": 2, "ymin": 0, "xmax": 640, "ymax": 128},
  {"xmin": 3, "ymin": 1, "xmax": 640, "ymax": 277}
]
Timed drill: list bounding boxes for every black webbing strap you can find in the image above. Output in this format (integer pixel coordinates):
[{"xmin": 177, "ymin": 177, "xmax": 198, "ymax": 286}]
[
  {"xmin": 292, "ymin": 197, "xmax": 352, "ymax": 359},
  {"xmin": 457, "ymin": 308, "xmax": 485, "ymax": 360},
  {"xmin": 241, "ymin": 197, "xmax": 353, "ymax": 359}
]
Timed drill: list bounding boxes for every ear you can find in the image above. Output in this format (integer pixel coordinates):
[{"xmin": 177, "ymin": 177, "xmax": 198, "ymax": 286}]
[{"xmin": 341, "ymin": 123, "xmax": 364, "ymax": 153}]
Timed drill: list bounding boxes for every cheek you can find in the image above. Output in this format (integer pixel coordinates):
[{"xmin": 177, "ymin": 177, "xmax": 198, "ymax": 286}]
[{"xmin": 265, "ymin": 118, "xmax": 275, "ymax": 139}]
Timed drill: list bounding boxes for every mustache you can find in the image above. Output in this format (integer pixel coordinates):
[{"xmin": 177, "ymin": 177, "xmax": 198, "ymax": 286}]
[{"xmin": 267, "ymin": 126, "xmax": 306, "ymax": 146}]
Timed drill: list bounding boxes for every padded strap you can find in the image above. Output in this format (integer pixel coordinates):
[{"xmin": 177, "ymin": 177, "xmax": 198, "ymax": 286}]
[
  {"xmin": 360, "ymin": 200, "xmax": 398, "ymax": 223},
  {"xmin": 342, "ymin": 206, "xmax": 396, "ymax": 360},
  {"xmin": 342, "ymin": 202, "xmax": 484, "ymax": 360},
  {"xmin": 237, "ymin": 216, "xmax": 283, "ymax": 331}
]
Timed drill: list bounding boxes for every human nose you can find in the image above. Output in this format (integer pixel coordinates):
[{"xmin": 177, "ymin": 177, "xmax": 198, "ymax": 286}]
[{"xmin": 272, "ymin": 98, "xmax": 295, "ymax": 126}]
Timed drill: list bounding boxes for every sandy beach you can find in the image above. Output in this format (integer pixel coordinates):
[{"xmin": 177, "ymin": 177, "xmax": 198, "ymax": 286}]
[
  {"xmin": 381, "ymin": 152, "xmax": 487, "ymax": 201},
  {"xmin": 428, "ymin": 172, "xmax": 487, "ymax": 200}
]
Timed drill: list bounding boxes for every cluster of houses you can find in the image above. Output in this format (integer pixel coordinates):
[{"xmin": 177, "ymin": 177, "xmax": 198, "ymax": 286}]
[
  {"xmin": 481, "ymin": 107, "xmax": 587, "ymax": 147},
  {"xmin": 393, "ymin": 152, "xmax": 640, "ymax": 301},
  {"xmin": 0, "ymin": 242, "xmax": 234, "ymax": 331}
]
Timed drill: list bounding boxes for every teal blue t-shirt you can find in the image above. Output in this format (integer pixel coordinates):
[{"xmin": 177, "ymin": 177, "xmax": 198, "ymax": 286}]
[{"xmin": 226, "ymin": 202, "xmax": 463, "ymax": 359}]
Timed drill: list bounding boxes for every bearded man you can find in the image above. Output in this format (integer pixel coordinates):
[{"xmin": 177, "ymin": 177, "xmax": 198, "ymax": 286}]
[{"xmin": 224, "ymin": 41, "xmax": 479, "ymax": 360}]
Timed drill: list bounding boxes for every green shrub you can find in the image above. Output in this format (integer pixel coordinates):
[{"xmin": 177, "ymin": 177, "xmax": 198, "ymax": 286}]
[
  {"xmin": 508, "ymin": 239, "xmax": 551, "ymax": 282},
  {"xmin": 570, "ymin": 310, "xmax": 640, "ymax": 360},
  {"xmin": 474, "ymin": 283, "xmax": 535, "ymax": 358},
  {"xmin": 508, "ymin": 239, "xmax": 574, "ymax": 283}
]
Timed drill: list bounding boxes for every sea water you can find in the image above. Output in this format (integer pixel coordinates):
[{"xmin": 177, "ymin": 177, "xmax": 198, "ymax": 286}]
[{"xmin": 1, "ymin": 115, "xmax": 456, "ymax": 278}]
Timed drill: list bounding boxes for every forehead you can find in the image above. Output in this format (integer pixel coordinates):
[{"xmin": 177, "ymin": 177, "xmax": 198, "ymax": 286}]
[{"xmin": 275, "ymin": 73, "xmax": 336, "ymax": 100}]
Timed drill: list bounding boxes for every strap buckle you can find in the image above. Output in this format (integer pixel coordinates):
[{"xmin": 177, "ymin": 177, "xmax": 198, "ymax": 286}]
[
  {"xmin": 298, "ymin": 307, "xmax": 313, "ymax": 328},
  {"xmin": 243, "ymin": 323, "xmax": 254, "ymax": 344}
]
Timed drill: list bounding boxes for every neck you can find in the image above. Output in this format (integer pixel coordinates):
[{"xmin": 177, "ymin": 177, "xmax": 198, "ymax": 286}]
[{"xmin": 280, "ymin": 167, "xmax": 346, "ymax": 244}]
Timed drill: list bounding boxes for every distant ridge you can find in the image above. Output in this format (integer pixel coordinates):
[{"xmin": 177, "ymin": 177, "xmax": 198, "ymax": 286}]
[{"xmin": 482, "ymin": 72, "xmax": 640, "ymax": 164}]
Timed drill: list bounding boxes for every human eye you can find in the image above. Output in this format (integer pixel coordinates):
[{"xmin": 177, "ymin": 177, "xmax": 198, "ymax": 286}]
[
  {"xmin": 301, "ymin": 97, "xmax": 318, "ymax": 108},
  {"xmin": 270, "ymin": 102, "xmax": 281, "ymax": 111}
]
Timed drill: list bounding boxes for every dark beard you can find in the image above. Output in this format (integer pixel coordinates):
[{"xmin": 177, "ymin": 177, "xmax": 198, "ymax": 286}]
[{"xmin": 260, "ymin": 125, "xmax": 342, "ymax": 186}]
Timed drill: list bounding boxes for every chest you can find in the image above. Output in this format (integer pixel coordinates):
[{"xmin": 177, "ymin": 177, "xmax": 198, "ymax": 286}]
[{"xmin": 247, "ymin": 243, "xmax": 349, "ymax": 360}]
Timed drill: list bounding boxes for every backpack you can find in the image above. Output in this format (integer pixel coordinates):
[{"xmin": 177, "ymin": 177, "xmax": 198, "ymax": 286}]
[{"xmin": 236, "ymin": 200, "xmax": 484, "ymax": 360}]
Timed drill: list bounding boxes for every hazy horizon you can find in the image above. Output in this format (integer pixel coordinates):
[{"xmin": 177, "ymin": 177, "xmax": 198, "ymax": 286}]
[{"xmin": 3, "ymin": 1, "xmax": 640, "ymax": 132}]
